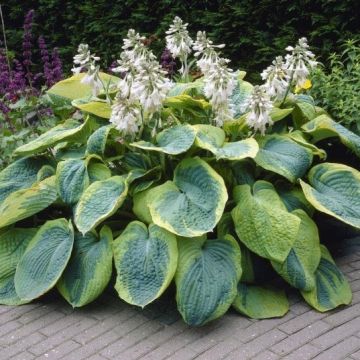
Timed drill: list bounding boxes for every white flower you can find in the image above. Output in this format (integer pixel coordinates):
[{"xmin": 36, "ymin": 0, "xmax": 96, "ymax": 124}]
[
  {"xmin": 245, "ymin": 85, "xmax": 273, "ymax": 135},
  {"xmin": 203, "ymin": 58, "xmax": 236, "ymax": 126},
  {"xmin": 165, "ymin": 16, "xmax": 193, "ymax": 69},
  {"xmin": 193, "ymin": 31, "xmax": 224, "ymax": 74},
  {"xmin": 261, "ymin": 56, "xmax": 290, "ymax": 99},
  {"xmin": 110, "ymin": 93, "xmax": 140, "ymax": 136},
  {"xmin": 132, "ymin": 59, "xmax": 172, "ymax": 115},
  {"xmin": 121, "ymin": 29, "xmax": 155, "ymax": 68},
  {"xmin": 72, "ymin": 43, "xmax": 102, "ymax": 96},
  {"xmin": 285, "ymin": 37, "xmax": 318, "ymax": 87}
]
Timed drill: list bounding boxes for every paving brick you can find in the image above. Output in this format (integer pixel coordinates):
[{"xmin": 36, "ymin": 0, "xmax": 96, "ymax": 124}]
[
  {"xmin": 29, "ymin": 317, "xmax": 97, "ymax": 356},
  {"xmin": 73, "ymin": 309, "xmax": 137, "ymax": 345},
  {"xmin": 279, "ymin": 310, "xmax": 326, "ymax": 334},
  {"xmin": 352, "ymin": 347, "xmax": 360, "ymax": 359},
  {"xmin": 18, "ymin": 304, "xmax": 57, "ymax": 324},
  {"xmin": 39, "ymin": 313, "xmax": 86, "ymax": 336},
  {"xmin": 143, "ymin": 326, "xmax": 212, "ymax": 360},
  {"xmin": 350, "ymin": 260, "xmax": 360, "ymax": 269},
  {"xmin": 225, "ymin": 329, "xmax": 287, "ymax": 359},
  {"xmin": 351, "ymin": 280, "xmax": 360, "ymax": 292},
  {"xmin": 312, "ymin": 316, "xmax": 360, "ymax": 349},
  {"xmin": 99, "ymin": 320, "xmax": 162, "ymax": 358},
  {"xmin": 37, "ymin": 340, "xmax": 81, "ymax": 360},
  {"xmin": 1, "ymin": 310, "xmax": 64, "ymax": 346},
  {"xmin": 194, "ymin": 337, "xmax": 240, "ymax": 360},
  {"xmin": 323, "ymin": 303, "xmax": 360, "ymax": 327},
  {"xmin": 165, "ymin": 347, "xmax": 198, "ymax": 360},
  {"xmin": 290, "ymin": 302, "xmax": 310, "ymax": 315},
  {"xmin": 0, "ymin": 320, "xmax": 23, "ymax": 338},
  {"xmin": 349, "ymin": 270, "xmax": 360, "ymax": 281},
  {"xmin": 10, "ymin": 352, "xmax": 36, "ymax": 360},
  {"xmin": 113, "ymin": 321, "xmax": 187, "ymax": 360},
  {"xmin": 313, "ymin": 336, "xmax": 360, "ymax": 360},
  {"xmin": 251, "ymin": 350, "xmax": 281, "ymax": 360},
  {"xmin": 0, "ymin": 304, "xmax": 41, "ymax": 324},
  {"xmin": 283, "ymin": 344, "xmax": 322, "ymax": 360},
  {"xmin": 271, "ymin": 320, "xmax": 330, "ymax": 355},
  {"xmin": 63, "ymin": 314, "xmax": 150, "ymax": 360},
  {"xmin": 236, "ymin": 312, "xmax": 295, "ymax": 343},
  {"xmin": 0, "ymin": 332, "xmax": 46, "ymax": 359}
]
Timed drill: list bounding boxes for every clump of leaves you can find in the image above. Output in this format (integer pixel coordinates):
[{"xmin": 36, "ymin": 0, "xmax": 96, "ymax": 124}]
[
  {"xmin": 310, "ymin": 39, "xmax": 360, "ymax": 134},
  {"xmin": 0, "ymin": 20, "xmax": 359, "ymax": 327}
]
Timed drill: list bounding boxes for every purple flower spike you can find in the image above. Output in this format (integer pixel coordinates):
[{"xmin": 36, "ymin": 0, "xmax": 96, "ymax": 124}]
[
  {"xmin": 161, "ymin": 48, "xmax": 176, "ymax": 76},
  {"xmin": 50, "ymin": 48, "xmax": 63, "ymax": 84},
  {"xmin": 38, "ymin": 36, "xmax": 54, "ymax": 87},
  {"xmin": 22, "ymin": 9, "xmax": 35, "ymax": 84}
]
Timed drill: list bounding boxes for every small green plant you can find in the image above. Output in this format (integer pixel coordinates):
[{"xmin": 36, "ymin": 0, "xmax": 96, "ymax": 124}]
[
  {"xmin": 0, "ymin": 18, "xmax": 359, "ymax": 326},
  {"xmin": 310, "ymin": 39, "xmax": 360, "ymax": 134}
]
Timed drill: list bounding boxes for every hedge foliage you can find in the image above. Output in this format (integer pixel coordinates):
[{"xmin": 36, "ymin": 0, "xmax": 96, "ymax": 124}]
[{"xmin": 3, "ymin": 0, "xmax": 360, "ymax": 79}]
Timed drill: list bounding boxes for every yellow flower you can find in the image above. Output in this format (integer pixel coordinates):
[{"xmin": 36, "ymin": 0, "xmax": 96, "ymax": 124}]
[{"xmin": 295, "ymin": 79, "xmax": 312, "ymax": 93}]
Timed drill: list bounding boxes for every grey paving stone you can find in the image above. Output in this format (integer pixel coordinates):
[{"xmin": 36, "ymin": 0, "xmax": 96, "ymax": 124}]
[
  {"xmin": 225, "ymin": 329, "xmax": 287, "ymax": 359},
  {"xmin": 29, "ymin": 317, "xmax": 97, "ymax": 356},
  {"xmin": 251, "ymin": 350, "xmax": 281, "ymax": 360},
  {"xmin": 283, "ymin": 343, "xmax": 322, "ymax": 360},
  {"xmin": 36, "ymin": 340, "xmax": 81, "ymax": 360},
  {"xmin": 9, "ymin": 351, "xmax": 36, "ymax": 360},
  {"xmin": 323, "ymin": 303, "xmax": 360, "ymax": 327},
  {"xmin": 313, "ymin": 336, "xmax": 360, "ymax": 360},
  {"xmin": 165, "ymin": 347, "xmax": 198, "ymax": 360},
  {"xmin": 0, "ymin": 332, "xmax": 46, "ymax": 359},
  {"xmin": 271, "ymin": 320, "xmax": 331, "ymax": 355},
  {"xmin": 279, "ymin": 310, "xmax": 326, "ymax": 334},
  {"xmin": 311, "ymin": 316, "xmax": 360, "ymax": 349},
  {"xmin": 194, "ymin": 337, "xmax": 240, "ymax": 360}
]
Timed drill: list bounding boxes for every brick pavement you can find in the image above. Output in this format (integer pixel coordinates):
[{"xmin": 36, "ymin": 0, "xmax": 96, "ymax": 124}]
[{"xmin": 0, "ymin": 237, "xmax": 359, "ymax": 360}]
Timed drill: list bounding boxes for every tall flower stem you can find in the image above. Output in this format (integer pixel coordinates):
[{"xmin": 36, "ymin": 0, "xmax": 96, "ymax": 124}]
[
  {"xmin": 279, "ymin": 71, "xmax": 294, "ymax": 107},
  {"xmin": 0, "ymin": 4, "xmax": 11, "ymax": 79}
]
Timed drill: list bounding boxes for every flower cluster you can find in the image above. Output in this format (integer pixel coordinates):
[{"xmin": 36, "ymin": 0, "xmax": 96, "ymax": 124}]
[
  {"xmin": 165, "ymin": 16, "xmax": 193, "ymax": 76},
  {"xmin": 245, "ymin": 86, "xmax": 273, "ymax": 135},
  {"xmin": 72, "ymin": 44, "xmax": 102, "ymax": 96},
  {"xmin": 193, "ymin": 31, "xmax": 236, "ymax": 126},
  {"xmin": 109, "ymin": 30, "xmax": 171, "ymax": 136},
  {"xmin": 285, "ymin": 37, "xmax": 318, "ymax": 88},
  {"xmin": 261, "ymin": 56, "xmax": 289, "ymax": 99},
  {"xmin": 246, "ymin": 37, "xmax": 317, "ymax": 135}
]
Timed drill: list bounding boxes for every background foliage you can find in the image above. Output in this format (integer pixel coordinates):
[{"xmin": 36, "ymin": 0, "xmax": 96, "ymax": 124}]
[{"xmin": 3, "ymin": 0, "xmax": 360, "ymax": 80}]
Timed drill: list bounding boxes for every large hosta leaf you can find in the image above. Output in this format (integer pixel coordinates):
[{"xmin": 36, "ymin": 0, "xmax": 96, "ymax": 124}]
[
  {"xmin": 15, "ymin": 219, "xmax": 74, "ymax": 301},
  {"xmin": 255, "ymin": 135, "xmax": 313, "ymax": 182},
  {"xmin": 0, "ymin": 156, "xmax": 48, "ymax": 202},
  {"xmin": 131, "ymin": 125, "xmax": 196, "ymax": 155},
  {"xmin": 114, "ymin": 221, "xmax": 177, "ymax": 307},
  {"xmin": 231, "ymin": 79, "xmax": 253, "ymax": 118},
  {"xmin": 176, "ymin": 235, "xmax": 241, "ymax": 326},
  {"xmin": 75, "ymin": 176, "xmax": 128, "ymax": 234},
  {"xmin": 72, "ymin": 99, "xmax": 111, "ymax": 119},
  {"xmin": 14, "ymin": 117, "xmax": 92, "ymax": 156},
  {"xmin": 277, "ymin": 185, "xmax": 314, "ymax": 216},
  {"xmin": 86, "ymin": 125, "xmax": 112, "ymax": 156},
  {"xmin": 194, "ymin": 125, "xmax": 259, "ymax": 160},
  {"xmin": 271, "ymin": 210, "xmax": 321, "ymax": 291},
  {"xmin": 232, "ymin": 283, "xmax": 289, "ymax": 319},
  {"xmin": 48, "ymin": 72, "xmax": 119, "ymax": 103},
  {"xmin": 56, "ymin": 158, "xmax": 90, "ymax": 205},
  {"xmin": 301, "ymin": 245, "xmax": 352, "ymax": 312},
  {"xmin": 147, "ymin": 157, "xmax": 228, "ymax": 237},
  {"xmin": 302, "ymin": 115, "xmax": 360, "ymax": 157},
  {"xmin": 57, "ymin": 226, "xmax": 113, "ymax": 307},
  {"xmin": 300, "ymin": 163, "xmax": 360, "ymax": 229},
  {"xmin": 231, "ymin": 181, "xmax": 301, "ymax": 262},
  {"xmin": 0, "ymin": 176, "xmax": 57, "ymax": 229},
  {"xmin": 287, "ymin": 130, "xmax": 327, "ymax": 159},
  {"xmin": 0, "ymin": 228, "xmax": 37, "ymax": 305}
]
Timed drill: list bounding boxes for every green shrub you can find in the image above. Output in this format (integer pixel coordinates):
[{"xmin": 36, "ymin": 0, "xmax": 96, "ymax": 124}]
[
  {"xmin": 0, "ymin": 21, "xmax": 359, "ymax": 325},
  {"xmin": 310, "ymin": 39, "xmax": 360, "ymax": 134},
  {"xmin": 3, "ymin": 0, "xmax": 360, "ymax": 80}
]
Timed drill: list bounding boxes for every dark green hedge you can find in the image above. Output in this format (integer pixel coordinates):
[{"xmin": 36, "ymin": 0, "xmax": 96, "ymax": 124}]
[{"xmin": 3, "ymin": 0, "xmax": 360, "ymax": 80}]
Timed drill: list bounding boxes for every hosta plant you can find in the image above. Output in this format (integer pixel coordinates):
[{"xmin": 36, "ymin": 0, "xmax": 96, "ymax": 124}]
[{"xmin": 0, "ymin": 18, "xmax": 359, "ymax": 326}]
